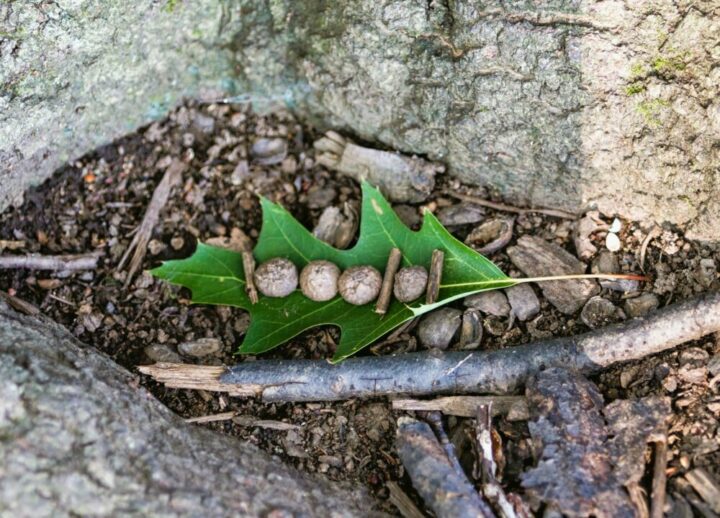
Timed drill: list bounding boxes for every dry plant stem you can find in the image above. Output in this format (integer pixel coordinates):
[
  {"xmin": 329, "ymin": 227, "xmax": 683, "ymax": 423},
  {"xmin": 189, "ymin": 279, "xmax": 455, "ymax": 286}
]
[
  {"xmin": 393, "ymin": 396, "xmax": 527, "ymax": 418},
  {"xmin": 117, "ymin": 159, "xmax": 186, "ymax": 286},
  {"xmin": 447, "ymin": 191, "xmax": 577, "ymax": 220},
  {"xmin": 650, "ymin": 439, "xmax": 668, "ymax": 518},
  {"xmin": 426, "ymin": 249, "xmax": 444, "ymax": 304},
  {"xmin": 386, "ymin": 481, "xmax": 426, "ymax": 518},
  {"xmin": 476, "ymin": 405, "xmax": 519, "ymax": 518},
  {"xmin": 140, "ymin": 292, "xmax": 720, "ymax": 402},
  {"xmin": 0, "ymin": 252, "xmax": 101, "ymax": 271},
  {"xmin": 242, "ymin": 251, "xmax": 259, "ymax": 304},
  {"xmin": 376, "ymin": 247, "xmax": 402, "ymax": 315},
  {"xmin": 185, "ymin": 411, "xmax": 237, "ymax": 424},
  {"xmin": 396, "ymin": 418, "xmax": 496, "ymax": 518}
]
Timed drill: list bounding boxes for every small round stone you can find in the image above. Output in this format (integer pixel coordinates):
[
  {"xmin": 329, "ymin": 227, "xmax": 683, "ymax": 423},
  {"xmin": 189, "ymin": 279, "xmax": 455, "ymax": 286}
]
[
  {"xmin": 393, "ymin": 266, "xmax": 428, "ymax": 303},
  {"xmin": 338, "ymin": 265, "xmax": 382, "ymax": 305},
  {"xmin": 300, "ymin": 260, "xmax": 341, "ymax": 302},
  {"xmin": 254, "ymin": 258, "xmax": 298, "ymax": 298}
]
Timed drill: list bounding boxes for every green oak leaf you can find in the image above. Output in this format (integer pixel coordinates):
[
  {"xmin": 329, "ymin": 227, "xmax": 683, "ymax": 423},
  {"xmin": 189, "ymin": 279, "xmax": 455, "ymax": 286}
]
[{"xmin": 151, "ymin": 182, "xmax": 516, "ymax": 362}]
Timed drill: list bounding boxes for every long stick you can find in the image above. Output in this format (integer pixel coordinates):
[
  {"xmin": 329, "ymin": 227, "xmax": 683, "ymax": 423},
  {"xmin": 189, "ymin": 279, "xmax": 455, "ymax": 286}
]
[
  {"xmin": 0, "ymin": 252, "xmax": 101, "ymax": 271},
  {"xmin": 139, "ymin": 292, "xmax": 720, "ymax": 402},
  {"xmin": 397, "ymin": 417, "xmax": 496, "ymax": 518}
]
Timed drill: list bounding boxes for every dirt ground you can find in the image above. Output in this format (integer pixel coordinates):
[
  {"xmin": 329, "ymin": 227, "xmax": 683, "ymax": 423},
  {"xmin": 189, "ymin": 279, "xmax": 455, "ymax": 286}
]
[{"xmin": 1, "ymin": 101, "xmax": 718, "ymax": 515}]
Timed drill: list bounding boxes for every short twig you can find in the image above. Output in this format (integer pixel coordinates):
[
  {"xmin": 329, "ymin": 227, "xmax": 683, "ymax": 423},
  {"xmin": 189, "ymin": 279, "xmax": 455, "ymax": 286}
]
[
  {"xmin": 396, "ymin": 417, "xmax": 495, "ymax": 518},
  {"xmin": 0, "ymin": 252, "xmax": 101, "ymax": 271},
  {"xmin": 118, "ymin": 159, "xmax": 186, "ymax": 287},
  {"xmin": 140, "ymin": 292, "xmax": 720, "ymax": 402},
  {"xmin": 376, "ymin": 247, "xmax": 402, "ymax": 315},
  {"xmin": 393, "ymin": 396, "xmax": 527, "ymax": 419},
  {"xmin": 426, "ymin": 249, "xmax": 444, "ymax": 304},
  {"xmin": 242, "ymin": 251, "xmax": 259, "ymax": 304},
  {"xmin": 447, "ymin": 191, "xmax": 577, "ymax": 220},
  {"xmin": 650, "ymin": 439, "xmax": 668, "ymax": 518}
]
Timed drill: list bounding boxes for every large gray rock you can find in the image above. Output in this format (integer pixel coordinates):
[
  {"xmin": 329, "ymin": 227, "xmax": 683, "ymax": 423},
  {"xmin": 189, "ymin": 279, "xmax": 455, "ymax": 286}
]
[
  {"xmin": 0, "ymin": 301, "xmax": 377, "ymax": 517},
  {"xmin": 2, "ymin": 1, "xmax": 718, "ymax": 240}
]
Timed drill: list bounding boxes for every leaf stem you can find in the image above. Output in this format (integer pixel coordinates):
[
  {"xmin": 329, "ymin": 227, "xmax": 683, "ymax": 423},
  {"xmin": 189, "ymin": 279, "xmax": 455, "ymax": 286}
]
[{"xmin": 513, "ymin": 273, "xmax": 648, "ymax": 284}]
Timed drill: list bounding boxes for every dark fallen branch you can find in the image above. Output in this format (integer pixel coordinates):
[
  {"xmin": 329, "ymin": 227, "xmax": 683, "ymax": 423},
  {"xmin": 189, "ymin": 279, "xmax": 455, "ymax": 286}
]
[
  {"xmin": 118, "ymin": 159, "xmax": 186, "ymax": 286},
  {"xmin": 396, "ymin": 417, "xmax": 495, "ymax": 518},
  {"xmin": 0, "ymin": 252, "xmax": 101, "ymax": 271},
  {"xmin": 139, "ymin": 291, "xmax": 720, "ymax": 402}
]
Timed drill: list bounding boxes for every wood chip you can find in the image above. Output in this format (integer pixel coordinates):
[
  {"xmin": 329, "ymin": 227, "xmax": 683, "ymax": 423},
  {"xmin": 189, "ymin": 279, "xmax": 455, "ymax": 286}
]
[
  {"xmin": 376, "ymin": 247, "xmax": 402, "ymax": 315},
  {"xmin": 425, "ymin": 249, "xmax": 444, "ymax": 304}
]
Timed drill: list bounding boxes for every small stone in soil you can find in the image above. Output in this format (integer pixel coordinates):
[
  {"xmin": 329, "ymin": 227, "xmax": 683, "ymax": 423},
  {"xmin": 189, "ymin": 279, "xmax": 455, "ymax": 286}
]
[
  {"xmin": 458, "ymin": 308, "xmax": 483, "ymax": 349},
  {"xmin": 464, "ymin": 290, "xmax": 510, "ymax": 317},
  {"xmin": 306, "ymin": 186, "xmax": 337, "ymax": 209},
  {"xmin": 505, "ymin": 284, "xmax": 540, "ymax": 321},
  {"xmin": 392, "ymin": 205, "xmax": 421, "ymax": 229},
  {"xmin": 580, "ymin": 296, "xmax": 624, "ymax": 329},
  {"xmin": 178, "ymin": 337, "xmax": 222, "ymax": 357},
  {"xmin": 145, "ymin": 343, "xmax": 182, "ymax": 363},
  {"xmin": 148, "ymin": 239, "xmax": 166, "ymax": 255},
  {"xmin": 251, "ymin": 138, "xmax": 288, "ymax": 165},
  {"xmin": 624, "ymin": 293, "xmax": 659, "ymax": 317},
  {"xmin": 417, "ymin": 308, "xmax": 462, "ymax": 349},
  {"xmin": 483, "ymin": 316, "xmax": 506, "ymax": 336},
  {"xmin": 170, "ymin": 236, "xmax": 184, "ymax": 250},
  {"xmin": 436, "ymin": 203, "xmax": 485, "ymax": 226}
]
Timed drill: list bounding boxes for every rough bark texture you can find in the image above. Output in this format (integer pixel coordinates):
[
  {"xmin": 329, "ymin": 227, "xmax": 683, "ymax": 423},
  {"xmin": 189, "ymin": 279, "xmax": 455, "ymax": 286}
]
[
  {"xmin": 0, "ymin": 301, "xmax": 378, "ymax": 517},
  {"xmin": 2, "ymin": 1, "xmax": 719, "ymax": 239}
]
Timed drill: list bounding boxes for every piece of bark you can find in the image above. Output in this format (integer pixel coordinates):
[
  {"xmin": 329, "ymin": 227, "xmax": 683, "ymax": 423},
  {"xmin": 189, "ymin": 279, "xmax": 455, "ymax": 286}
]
[
  {"xmin": 0, "ymin": 301, "xmax": 378, "ymax": 516},
  {"xmin": 393, "ymin": 396, "xmax": 527, "ymax": 419},
  {"xmin": 396, "ymin": 417, "xmax": 494, "ymax": 518},
  {"xmin": 376, "ymin": 247, "xmax": 402, "ymax": 315},
  {"xmin": 650, "ymin": 440, "xmax": 668, "ymax": 518},
  {"xmin": 117, "ymin": 159, "xmax": 186, "ymax": 286},
  {"xmin": 685, "ymin": 469, "xmax": 720, "ymax": 514},
  {"xmin": 314, "ymin": 132, "xmax": 442, "ymax": 203},
  {"xmin": 0, "ymin": 252, "xmax": 101, "ymax": 271},
  {"xmin": 140, "ymin": 292, "xmax": 720, "ymax": 402},
  {"xmin": 425, "ymin": 249, "xmax": 444, "ymax": 304},
  {"xmin": 521, "ymin": 369, "xmax": 636, "ymax": 517},
  {"xmin": 507, "ymin": 235, "xmax": 599, "ymax": 314}
]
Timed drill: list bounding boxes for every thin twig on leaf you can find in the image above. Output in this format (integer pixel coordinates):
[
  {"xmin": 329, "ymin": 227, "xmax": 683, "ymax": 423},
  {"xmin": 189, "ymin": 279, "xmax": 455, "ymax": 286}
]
[{"xmin": 139, "ymin": 292, "xmax": 720, "ymax": 402}]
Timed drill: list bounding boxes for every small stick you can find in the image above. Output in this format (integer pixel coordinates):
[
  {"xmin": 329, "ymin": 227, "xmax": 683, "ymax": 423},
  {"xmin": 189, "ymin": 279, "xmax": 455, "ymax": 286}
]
[
  {"xmin": 447, "ymin": 191, "xmax": 577, "ymax": 219},
  {"xmin": 396, "ymin": 417, "xmax": 495, "ymax": 518},
  {"xmin": 393, "ymin": 396, "xmax": 527, "ymax": 419},
  {"xmin": 118, "ymin": 159, "xmax": 186, "ymax": 287},
  {"xmin": 475, "ymin": 404, "xmax": 519, "ymax": 518},
  {"xmin": 242, "ymin": 251, "xmax": 259, "ymax": 304},
  {"xmin": 386, "ymin": 481, "xmax": 426, "ymax": 518},
  {"xmin": 426, "ymin": 249, "xmax": 444, "ymax": 304},
  {"xmin": 139, "ymin": 292, "xmax": 720, "ymax": 402},
  {"xmin": 0, "ymin": 252, "xmax": 101, "ymax": 271},
  {"xmin": 650, "ymin": 438, "xmax": 668, "ymax": 518},
  {"xmin": 186, "ymin": 411, "xmax": 237, "ymax": 424},
  {"xmin": 376, "ymin": 247, "xmax": 402, "ymax": 315},
  {"xmin": 684, "ymin": 468, "xmax": 720, "ymax": 514}
]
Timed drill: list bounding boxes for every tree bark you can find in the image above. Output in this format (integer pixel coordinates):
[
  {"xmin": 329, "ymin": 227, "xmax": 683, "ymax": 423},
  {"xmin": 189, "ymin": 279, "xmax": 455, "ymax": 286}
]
[
  {"xmin": 2, "ymin": 2, "xmax": 718, "ymax": 240},
  {"xmin": 0, "ymin": 301, "xmax": 380, "ymax": 517}
]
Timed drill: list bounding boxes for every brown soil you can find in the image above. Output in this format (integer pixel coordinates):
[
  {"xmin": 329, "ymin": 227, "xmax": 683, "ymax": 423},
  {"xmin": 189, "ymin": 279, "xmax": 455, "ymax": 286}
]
[{"xmin": 1, "ymin": 101, "xmax": 718, "ymax": 515}]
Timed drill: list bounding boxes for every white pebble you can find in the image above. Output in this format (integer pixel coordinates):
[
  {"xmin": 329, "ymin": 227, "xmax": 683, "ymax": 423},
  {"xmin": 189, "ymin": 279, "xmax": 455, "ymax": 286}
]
[
  {"xmin": 605, "ymin": 232, "xmax": 621, "ymax": 252},
  {"xmin": 608, "ymin": 218, "xmax": 622, "ymax": 233}
]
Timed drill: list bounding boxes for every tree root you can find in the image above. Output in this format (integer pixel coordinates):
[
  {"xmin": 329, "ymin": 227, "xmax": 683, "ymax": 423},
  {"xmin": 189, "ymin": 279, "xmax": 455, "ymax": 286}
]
[{"xmin": 139, "ymin": 291, "xmax": 720, "ymax": 402}]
